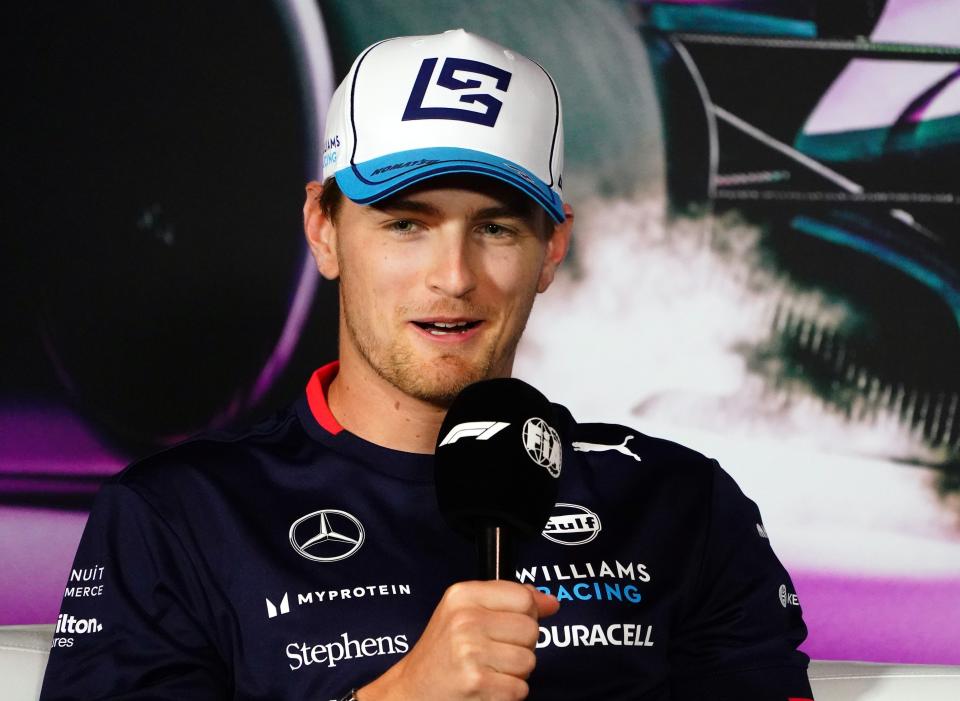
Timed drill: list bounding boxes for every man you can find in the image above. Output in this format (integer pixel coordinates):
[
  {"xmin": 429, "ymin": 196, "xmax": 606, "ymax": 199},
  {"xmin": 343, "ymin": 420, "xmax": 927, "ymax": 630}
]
[{"xmin": 41, "ymin": 30, "xmax": 813, "ymax": 700}]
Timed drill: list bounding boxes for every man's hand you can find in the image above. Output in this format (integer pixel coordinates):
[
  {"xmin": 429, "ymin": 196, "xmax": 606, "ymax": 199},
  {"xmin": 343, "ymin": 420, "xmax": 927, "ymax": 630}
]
[{"xmin": 358, "ymin": 581, "xmax": 560, "ymax": 701}]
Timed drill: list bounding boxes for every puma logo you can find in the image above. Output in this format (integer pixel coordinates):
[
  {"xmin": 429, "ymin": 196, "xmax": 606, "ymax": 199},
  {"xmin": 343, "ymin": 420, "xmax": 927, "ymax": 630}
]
[{"xmin": 572, "ymin": 435, "xmax": 642, "ymax": 462}]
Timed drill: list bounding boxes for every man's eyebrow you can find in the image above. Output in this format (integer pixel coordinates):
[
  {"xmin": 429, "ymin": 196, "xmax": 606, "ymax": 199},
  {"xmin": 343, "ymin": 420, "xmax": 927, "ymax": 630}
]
[
  {"xmin": 470, "ymin": 205, "xmax": 532, "ymax": 221},
  {"xmin": 371, "ymin": 199, "xmax": 441, "ymax": 216},
  {"xmin": 369, "ymin": 201, "xmax": 534, "ymax": 223}
]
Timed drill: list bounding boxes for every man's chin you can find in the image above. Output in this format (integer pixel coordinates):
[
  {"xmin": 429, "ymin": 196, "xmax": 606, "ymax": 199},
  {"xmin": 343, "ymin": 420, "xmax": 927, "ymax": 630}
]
[{"xmin": 390, "ymin": 354, "xmax": 495, "ymax": 406}]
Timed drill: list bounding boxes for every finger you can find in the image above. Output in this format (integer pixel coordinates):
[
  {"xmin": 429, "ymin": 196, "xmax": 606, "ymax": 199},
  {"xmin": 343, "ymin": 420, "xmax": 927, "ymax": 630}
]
[
  {"xmin": 447, "ymin": 581, "xmax": 558, "ymax": 620},
  {"xmin": 482, "ymin": 669, "xmax": 531, "ymax": 700},
  {"xmin": 485, "ymin": 641, "xmax": 538, "ymax": 680},
  {"xmin": 478, "ymin": 610, "xmax": 542, "ymax": 648},
  {"xmin": 468, "ymin": 580, "xmax": 542, "ymax": 615},
  {"xmin": 527, "ymin": 586, "xmax": 560, "ymax": 619}
]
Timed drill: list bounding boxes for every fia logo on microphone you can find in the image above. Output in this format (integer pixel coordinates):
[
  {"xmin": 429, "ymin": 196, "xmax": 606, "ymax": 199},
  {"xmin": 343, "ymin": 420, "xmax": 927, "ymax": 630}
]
[{"xmin": 522, "ymin": 418, "xmax": 562, "ymax": 478}]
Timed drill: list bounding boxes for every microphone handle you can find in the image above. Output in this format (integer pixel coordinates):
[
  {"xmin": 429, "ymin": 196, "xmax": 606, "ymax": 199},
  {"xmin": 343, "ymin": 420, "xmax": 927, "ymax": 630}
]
[{"xmin": 478, "ymin": 525, "xmax": 516, "ymax": 581}]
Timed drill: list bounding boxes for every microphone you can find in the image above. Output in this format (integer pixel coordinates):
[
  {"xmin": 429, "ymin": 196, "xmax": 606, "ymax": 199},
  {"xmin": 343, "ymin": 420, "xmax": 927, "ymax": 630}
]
[{"xmin": 434, "ymin": 378, "xmax": 563, "ymax": 580}]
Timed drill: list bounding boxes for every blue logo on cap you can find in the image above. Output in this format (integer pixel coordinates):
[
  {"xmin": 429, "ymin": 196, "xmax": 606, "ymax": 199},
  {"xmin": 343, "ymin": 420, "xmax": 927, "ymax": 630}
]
[{"xmin": 402, "ymin": 57, "xmax": 512, "ymax": 127}]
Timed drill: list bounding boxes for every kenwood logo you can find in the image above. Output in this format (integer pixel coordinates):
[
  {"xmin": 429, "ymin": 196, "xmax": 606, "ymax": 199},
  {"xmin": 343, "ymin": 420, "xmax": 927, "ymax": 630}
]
[
  {"xmin": 779, "ymin": 584, "xmax": 800, "ymax": 607},
  {"xmin": 439, "ymin": 421, "xmax": 509, "ymax": 446},
  {"xmin": 542, "ymin": 503, "xmax": 601, "ymax": 546}
]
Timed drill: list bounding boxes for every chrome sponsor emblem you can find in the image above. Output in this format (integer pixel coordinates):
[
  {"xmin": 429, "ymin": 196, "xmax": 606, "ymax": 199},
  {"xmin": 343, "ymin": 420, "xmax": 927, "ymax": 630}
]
[
  {"xmin": 289, "ymin": 509, "xmax": 365, "ymax": 563},
  {"xmin": 542, "ymin": 503, "xmax": 602, "ymax": 545},
  {"xmin": 522, "ymin": 417, "xmax": 562, "ymax": 478}
]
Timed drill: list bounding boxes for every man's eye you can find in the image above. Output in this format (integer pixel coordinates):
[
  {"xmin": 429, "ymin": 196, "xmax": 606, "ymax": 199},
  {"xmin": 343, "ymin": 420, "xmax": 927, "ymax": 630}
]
[
  {"xmin": 390, "ymin": 220, "xmax": 416, "ymax": 233},
  {"xmin": 481, "ymin": 223, "xmax": 509, "ymax": 236}
]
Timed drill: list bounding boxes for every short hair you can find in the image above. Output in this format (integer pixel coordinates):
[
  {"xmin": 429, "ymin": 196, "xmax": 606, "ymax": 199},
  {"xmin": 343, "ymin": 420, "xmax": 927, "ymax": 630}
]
[
  {"xmin": 318, "ymin": 177, "xmax": 555, "ymax": 240},
  {"xmin": 318, "ymin": 177, "xmax": 345, "ymax": 224}
]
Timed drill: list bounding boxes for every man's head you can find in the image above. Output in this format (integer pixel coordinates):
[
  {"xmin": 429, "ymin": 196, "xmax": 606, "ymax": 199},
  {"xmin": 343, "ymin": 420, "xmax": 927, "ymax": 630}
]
[
  {"xmin": 320, "ymin": 28, "xmax": 565, "ymax": 223},
  {"xmin": 304, "ymin": 30, "xmax": 572, "ymax": 405}
]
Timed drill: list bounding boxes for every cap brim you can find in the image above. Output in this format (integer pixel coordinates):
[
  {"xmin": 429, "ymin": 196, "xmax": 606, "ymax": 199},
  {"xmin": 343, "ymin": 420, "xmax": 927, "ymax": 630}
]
[{"xmin": 334, "ymin": 147, "xmax": 564, "ymax": 223}]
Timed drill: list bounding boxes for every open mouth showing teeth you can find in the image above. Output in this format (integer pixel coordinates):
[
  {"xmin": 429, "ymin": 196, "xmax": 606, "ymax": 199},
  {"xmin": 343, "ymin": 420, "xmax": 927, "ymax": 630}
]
[{"xmin": 413, "ymin": 320, "xmax": 481, "ymax": 335}]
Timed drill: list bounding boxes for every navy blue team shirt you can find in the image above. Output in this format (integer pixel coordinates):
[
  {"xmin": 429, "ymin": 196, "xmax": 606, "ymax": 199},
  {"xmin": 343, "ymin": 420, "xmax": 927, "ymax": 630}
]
[{"xmin": 40, "ymin": 362, "xmax": 814, "ymax": 700}]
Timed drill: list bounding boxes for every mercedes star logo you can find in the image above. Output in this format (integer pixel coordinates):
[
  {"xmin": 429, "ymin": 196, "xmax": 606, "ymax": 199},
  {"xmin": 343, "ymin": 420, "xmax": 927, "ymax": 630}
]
[{"xmin": 289, "ymin": 509, "xmax": 365, "ymax": 563}]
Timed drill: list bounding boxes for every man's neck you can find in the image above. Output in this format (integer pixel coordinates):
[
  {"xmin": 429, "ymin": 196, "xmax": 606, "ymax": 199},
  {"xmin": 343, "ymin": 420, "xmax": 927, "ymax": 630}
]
[{"xmin": 326, "ymin": 352, "xmax": 450, "ymax": 455}]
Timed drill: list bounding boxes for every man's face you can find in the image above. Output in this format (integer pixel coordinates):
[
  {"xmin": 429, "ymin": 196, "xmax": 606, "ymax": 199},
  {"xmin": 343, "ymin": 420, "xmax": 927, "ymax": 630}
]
[{"xmin": 312, "ymin": 176, "xmax": 570, "ymax": 405}]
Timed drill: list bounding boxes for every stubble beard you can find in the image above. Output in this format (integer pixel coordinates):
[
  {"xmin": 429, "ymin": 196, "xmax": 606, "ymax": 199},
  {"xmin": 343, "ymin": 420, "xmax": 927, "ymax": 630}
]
[{"xmin": 341, "ymin": 290, "xmax": 515, "ymax": 406}]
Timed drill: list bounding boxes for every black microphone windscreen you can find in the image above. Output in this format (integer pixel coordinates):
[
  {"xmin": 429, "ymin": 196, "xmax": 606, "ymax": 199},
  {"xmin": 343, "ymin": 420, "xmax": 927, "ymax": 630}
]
[{"xmin": 434, "ymin": 378, "xmax": 562, "ymax": 541}]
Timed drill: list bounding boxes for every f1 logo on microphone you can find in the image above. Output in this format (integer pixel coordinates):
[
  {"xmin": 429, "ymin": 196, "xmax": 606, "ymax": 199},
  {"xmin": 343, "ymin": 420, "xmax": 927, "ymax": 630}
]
[
  {"xmin": 439, "ymin": 421, "xmax": 510, "ymax": 446},
  {"xmin": 402, "ymin": 57, "xmax": 512, "ymax": 127}
]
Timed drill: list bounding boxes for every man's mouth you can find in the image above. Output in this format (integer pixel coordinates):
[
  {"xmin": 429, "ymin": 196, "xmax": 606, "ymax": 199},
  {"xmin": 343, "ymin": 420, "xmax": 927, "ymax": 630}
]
[{"xmin": 412, "ymin": 320, "xmax": 483, "ymax": 336}]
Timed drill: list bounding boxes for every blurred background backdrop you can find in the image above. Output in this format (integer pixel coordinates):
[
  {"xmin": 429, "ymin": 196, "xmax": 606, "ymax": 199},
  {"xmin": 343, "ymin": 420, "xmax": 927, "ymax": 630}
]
[{"xmin": 4, "ymin": 0, "xmax": 959, "ymax": 664}]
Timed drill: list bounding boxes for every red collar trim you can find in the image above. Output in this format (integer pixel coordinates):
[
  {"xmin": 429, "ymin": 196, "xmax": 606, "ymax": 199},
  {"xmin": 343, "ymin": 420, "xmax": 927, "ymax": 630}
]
[{"xmin": 305, "ymin": 361, "xmax": 344, "ymax": 436}]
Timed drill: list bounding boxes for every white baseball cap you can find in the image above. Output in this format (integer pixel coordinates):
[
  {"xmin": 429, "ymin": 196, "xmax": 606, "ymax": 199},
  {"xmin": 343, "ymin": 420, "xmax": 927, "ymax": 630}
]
[{"xmin": 322, "ymin": 29, "xmax": 565, "ymax": 222}]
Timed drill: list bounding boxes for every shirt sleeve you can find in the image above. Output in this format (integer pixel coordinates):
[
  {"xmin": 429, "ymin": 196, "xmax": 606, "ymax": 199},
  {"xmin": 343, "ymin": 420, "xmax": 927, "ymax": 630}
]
[
  {"xmin": 39, "ymin": 481, "xmax": 230, "ymax": 700},
  {"xmin": 669, "ymin": 460, "xmax": 814, "ymax": 701}
]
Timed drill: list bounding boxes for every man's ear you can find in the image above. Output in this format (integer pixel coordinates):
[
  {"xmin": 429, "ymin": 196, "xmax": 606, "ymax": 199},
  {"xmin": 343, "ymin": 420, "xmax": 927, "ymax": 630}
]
[
  {"xmin": 537, "ymin": 202, "xmax": 574, "ymax": 293},
  {"xmin": 303, "ymin": 180, "xmax": 340, "ymax": 280}
]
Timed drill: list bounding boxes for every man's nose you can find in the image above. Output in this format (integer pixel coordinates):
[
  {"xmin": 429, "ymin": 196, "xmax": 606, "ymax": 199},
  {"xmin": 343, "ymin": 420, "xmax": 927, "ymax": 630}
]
[{"xmin": 425, "ymin": 233, "xmax": 477, "ymax": 298}]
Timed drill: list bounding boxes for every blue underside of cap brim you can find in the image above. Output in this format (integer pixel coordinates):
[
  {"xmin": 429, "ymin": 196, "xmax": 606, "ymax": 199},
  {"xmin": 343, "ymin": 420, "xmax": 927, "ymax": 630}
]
[{"xmin": 335, "ymin": 147, "xmax": 564, "ymax": 222}]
